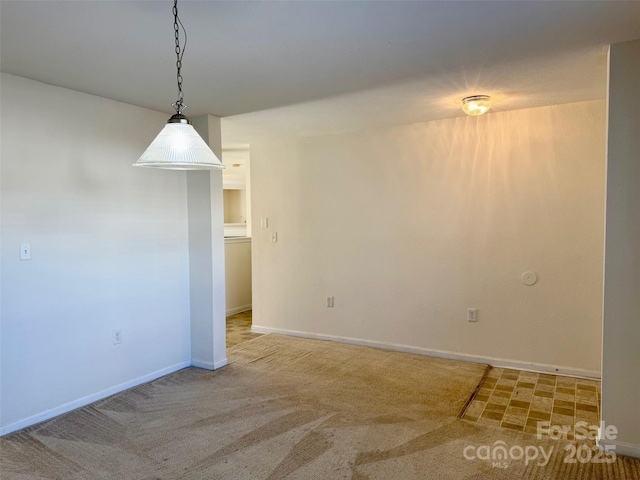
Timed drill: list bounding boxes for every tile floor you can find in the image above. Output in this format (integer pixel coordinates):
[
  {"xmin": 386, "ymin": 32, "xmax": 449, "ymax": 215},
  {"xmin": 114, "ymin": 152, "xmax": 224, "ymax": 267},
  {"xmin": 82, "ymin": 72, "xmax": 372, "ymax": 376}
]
[
  {"xmin": 463, "ymin": 367, "xmax": 601, "ymax": 439},
  {"xmin": 226, "ymin": 310, "xmax": 262, "ymax": 348}
]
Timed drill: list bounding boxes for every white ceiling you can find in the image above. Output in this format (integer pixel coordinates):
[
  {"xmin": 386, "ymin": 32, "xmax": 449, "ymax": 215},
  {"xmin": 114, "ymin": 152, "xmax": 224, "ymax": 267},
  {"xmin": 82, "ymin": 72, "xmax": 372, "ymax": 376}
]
[{"xmin": 2, "ymin": 1, "xmax": 640, "ymax": 147}]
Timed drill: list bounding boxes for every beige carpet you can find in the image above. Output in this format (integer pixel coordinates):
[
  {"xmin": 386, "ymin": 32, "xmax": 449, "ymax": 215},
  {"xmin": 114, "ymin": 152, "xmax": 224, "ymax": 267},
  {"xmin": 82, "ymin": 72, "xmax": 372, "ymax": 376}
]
[{"xmin": 1, "ymin": 334, "xmax": 639, "ymax": 479}]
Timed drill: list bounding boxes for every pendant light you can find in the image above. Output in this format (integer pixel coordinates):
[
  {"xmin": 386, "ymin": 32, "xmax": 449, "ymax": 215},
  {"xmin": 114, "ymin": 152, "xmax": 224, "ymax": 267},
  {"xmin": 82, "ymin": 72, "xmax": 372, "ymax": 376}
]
[{"xmin": 134, "ymin": 0, "xmax": 224, "ymax": 170}]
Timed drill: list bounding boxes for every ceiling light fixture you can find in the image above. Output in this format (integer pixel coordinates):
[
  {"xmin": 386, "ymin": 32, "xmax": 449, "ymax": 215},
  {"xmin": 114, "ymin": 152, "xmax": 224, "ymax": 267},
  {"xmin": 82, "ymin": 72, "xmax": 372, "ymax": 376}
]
[
  {"xmin": 133, "ymin": 0, "xmax": 224, "ymax": 170},
  {"xmin": 461, "ymin": 95, "xmax": 492, "ymax": 116}
]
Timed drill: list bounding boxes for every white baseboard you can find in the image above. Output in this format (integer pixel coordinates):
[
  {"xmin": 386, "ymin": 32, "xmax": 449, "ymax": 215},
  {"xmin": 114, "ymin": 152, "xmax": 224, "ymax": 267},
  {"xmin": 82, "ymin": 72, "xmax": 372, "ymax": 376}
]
[
  {"xmin": 251, "ymin": 325, "xmax": 601, "ymax": 380},
  {"xmin": 597, "ymin": 432, "xmax": 640, "ymax": 459},
  {"xmin": 0, "ymin": 360, "xmax": 191, "ymax": 437},
  {"xmin": 191, "ymin": 358, "xmax": 228, "ymax": 370},
  {"xmin": 226, "ymin": 304, "xmax": 252, "ymax": 316},
  {"xmin": 214, "ymin": 358, "xmax": 229, "ymax": 369},
  {"xmin": 191, "ymin": 359, "xmax": 215, "ymax": 370}
]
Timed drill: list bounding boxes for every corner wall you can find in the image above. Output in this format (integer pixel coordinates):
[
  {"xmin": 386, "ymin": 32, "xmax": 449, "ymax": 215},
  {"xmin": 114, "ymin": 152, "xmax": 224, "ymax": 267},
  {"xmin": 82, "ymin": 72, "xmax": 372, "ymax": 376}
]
[
  {"xmin": 600, "ymin": 39, "xmax": 640, "ymax": 458},
  {"xmin": 250, "ymin": 100, "xmax": 606, "ymax": 376},
  {"xmin": 0, "ymin": 74, "xmax": 191, "ymax": 433},
  {"xmin": 187, "ymin": 115, "xmax": 227, "ymax": 371}
]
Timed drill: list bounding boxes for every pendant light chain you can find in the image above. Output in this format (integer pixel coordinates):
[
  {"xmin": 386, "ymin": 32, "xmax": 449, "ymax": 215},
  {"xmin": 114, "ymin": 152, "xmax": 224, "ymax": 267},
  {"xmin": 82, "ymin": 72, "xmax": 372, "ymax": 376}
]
[{"xmin": 172, "ymin": 0, "xmax": 187, "ymax": 115}]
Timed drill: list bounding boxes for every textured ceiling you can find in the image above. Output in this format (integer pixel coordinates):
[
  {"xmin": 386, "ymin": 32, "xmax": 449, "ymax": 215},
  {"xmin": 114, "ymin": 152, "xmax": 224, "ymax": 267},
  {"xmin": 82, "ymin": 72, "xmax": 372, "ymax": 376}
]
[{"xmin": 2, "ymin": 1, "xmax": 640, "ymax": 145}]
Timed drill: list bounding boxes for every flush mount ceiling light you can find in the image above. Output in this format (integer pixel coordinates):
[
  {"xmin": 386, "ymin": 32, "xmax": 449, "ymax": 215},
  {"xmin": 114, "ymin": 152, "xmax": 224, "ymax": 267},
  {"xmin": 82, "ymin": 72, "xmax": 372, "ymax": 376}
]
[
  {"xmin": 134, "ymin": 0, "xmax": 224, "ymax": 170},
  {"xmin": 461, "ymin": 95, "xmax": 492, "ymax": 116}
]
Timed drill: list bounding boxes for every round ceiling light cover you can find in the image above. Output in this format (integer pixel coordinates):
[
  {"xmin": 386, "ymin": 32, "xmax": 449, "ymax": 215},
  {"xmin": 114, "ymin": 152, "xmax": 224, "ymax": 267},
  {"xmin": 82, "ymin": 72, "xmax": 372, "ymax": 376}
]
[{"xmin": 462, "ymin": 95, "xmax": 492, "ymax": 116}]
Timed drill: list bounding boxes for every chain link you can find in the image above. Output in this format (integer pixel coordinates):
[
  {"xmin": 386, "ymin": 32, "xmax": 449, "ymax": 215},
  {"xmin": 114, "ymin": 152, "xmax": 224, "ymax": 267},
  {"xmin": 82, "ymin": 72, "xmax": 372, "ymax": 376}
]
[{"xmin": 172, "ymin": 0, "xmax": 187, "ymax": 114}]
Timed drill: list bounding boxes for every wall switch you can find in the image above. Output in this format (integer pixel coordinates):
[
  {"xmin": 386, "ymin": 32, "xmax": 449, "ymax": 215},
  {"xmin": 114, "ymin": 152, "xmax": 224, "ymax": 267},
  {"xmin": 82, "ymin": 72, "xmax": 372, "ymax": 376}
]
[
  {"xmin": 467, "ymin": 308, "xmax": 477, "ymax": 322},
  {"xmin": 326, "ymin": 296, "xmax": 334, "ymax": 308},
  {"xmin": 112, "ymin": 329, "xmax": 123, "ymax": 345},
  {"xmin": 20, "ymin": 243, "xmax": 31, "ymax": 260},
  {"xmin": 261, "ymin": 217, "xmax": 268, "ymax": 229},
  {"xmin": 270, "ymin": 232, "xmax": 278, "ymax": 243}
]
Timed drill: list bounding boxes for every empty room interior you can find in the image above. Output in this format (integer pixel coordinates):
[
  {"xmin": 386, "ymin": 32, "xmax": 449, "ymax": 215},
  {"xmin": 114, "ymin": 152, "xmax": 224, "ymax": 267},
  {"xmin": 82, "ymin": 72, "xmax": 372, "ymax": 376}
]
[{"xmin": 1, "ymin": 1, "xmax": 639, "ymax": 479}]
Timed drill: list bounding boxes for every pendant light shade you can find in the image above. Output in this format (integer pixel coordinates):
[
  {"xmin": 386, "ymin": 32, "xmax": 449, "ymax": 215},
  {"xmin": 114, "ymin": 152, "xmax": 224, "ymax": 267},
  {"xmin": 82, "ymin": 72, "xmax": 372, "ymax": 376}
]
[{"xmin": 134, "ymin": 115, "xmax": 224, "ymax": 170}]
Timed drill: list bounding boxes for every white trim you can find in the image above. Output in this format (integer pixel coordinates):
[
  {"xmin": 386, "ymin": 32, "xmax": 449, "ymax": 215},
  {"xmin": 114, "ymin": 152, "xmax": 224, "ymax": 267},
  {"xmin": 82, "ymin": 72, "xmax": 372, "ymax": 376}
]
[
  {"xmin": 191, "ymin": 358, "xmax": 228, "ymax": 370},
  {"xmin": 224, "ymin": 236, "xmax": 251, "ymax": 244},
  {"xmin": 251, "ymin": 325, "xmax": 601, "ymax": 379},
  {"xmin": 597, "ymin": 432, "xmax": 640, "ymax": 459},
  {"xmin": 226, "ymin": 304, "xmax": 252, "ymax": 316},
  {"xmin": 0, "ymin": 361, "xmax": 190, "ymax": 436},
  {"xmin": 214, "ymin": 358, "xmax": 229, "ymax": 369},
  {"xmin": 191, "ymin": 359, "xmax": 215, "ymax": 370}
]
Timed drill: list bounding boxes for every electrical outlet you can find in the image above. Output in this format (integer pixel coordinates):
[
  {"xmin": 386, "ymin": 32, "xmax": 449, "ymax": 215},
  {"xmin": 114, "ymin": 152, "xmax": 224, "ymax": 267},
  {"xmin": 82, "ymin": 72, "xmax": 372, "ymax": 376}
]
[
  {"xmin": 326, "ymin": 296, "xmax": 334, "ymax": 308},
  {"xmin": 261, "ymin": 217, "xmax": 268, "ymax": 229},
  {"xmin": 112, "ymin": 329, "xmax": 123, "ymax": 345},
  {"xmin": 467, "ymin": 308, "xmax": 477, "ymax": 322}
]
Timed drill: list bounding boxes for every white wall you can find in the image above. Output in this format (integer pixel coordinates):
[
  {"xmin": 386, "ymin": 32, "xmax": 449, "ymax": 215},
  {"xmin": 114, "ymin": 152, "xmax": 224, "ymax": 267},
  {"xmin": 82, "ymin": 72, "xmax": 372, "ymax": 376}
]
[
  {"xmin": 600, "ymin": 39, "xmax": 640, "ymax": 457},
  {"xmin": 187, "ymin": 114, "xmax": 227, "ymax": 371},
  {"xmin": 225, "ymin": 238, "xmax": 252, "ymax": 316},
  {"xmin": 223, "ymin": 189, "xmax": 246, "ymax": 223},
  {"xmin": 0, "ymin": 74, "xmax": 191, "ymax": 432},
  {"xmin": 251, "ymin": 100, "xmax": 606, "ymax": 376}
]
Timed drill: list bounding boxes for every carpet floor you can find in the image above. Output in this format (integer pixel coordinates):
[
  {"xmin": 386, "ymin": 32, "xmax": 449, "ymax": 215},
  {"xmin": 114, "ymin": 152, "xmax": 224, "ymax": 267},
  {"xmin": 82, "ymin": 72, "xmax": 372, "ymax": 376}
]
[{"xmin": 1, "ymin": 334, "xmax": 639, "ymax": 479}]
